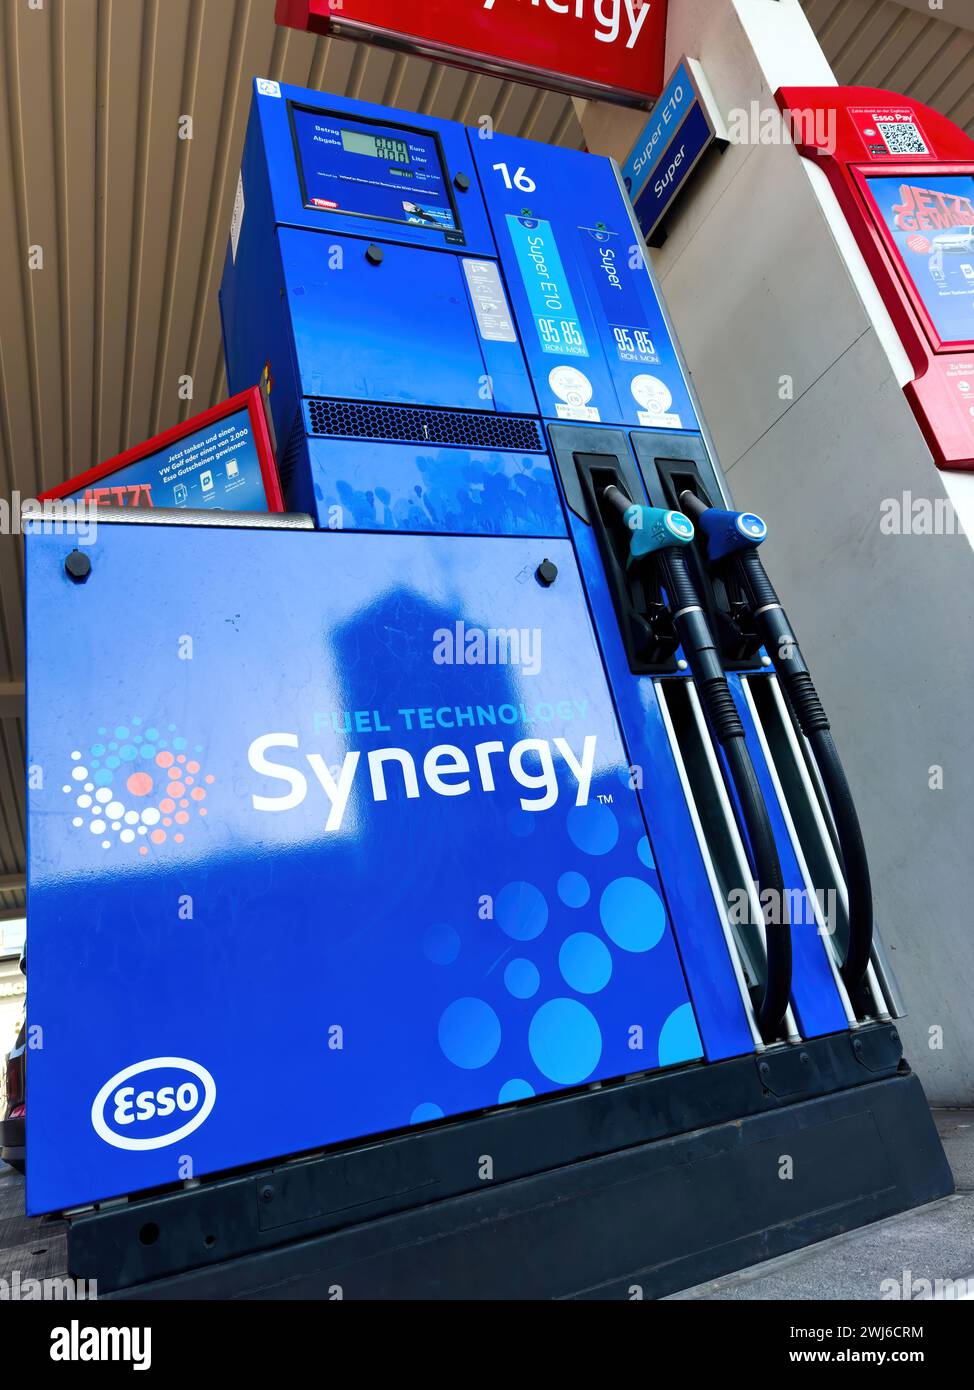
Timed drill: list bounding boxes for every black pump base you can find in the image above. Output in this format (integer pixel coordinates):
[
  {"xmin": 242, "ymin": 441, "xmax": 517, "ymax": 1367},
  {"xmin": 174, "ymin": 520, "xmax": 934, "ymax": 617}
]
[{"xmin": 66, "ymin": 1025, "xmax": 952, "ymax": 1300}]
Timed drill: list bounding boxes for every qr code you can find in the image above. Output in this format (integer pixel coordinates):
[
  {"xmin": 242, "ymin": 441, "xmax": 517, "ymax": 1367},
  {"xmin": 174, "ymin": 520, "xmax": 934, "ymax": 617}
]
[{"xmin": 876, "ymin": 121, "xmax": 928, "ymax": 155}]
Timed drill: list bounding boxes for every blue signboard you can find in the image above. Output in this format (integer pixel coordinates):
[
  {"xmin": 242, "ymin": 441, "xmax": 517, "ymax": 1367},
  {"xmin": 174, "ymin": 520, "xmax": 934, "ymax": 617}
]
[
  {"xmin": 631, "ymin": 103, "xmax": 715, "ymax": 243},
  {"xmin": 866, "ymin": 173, "xmax": 974, "ymax": 344},
  {"xmin": 575, "ymin": 224, "xmax": 698, "ymax": 431},
  {"xmin": 26, "ymin": 524, "xmax": 702, "ymax": 1214},
  {"xmin": 506, "ymin": 215, "xmax": 589, "ymax": 358},
  {"xmin": 622, "ymin": 59, "xmax": 698, "ymax": 201},
  {"xmin": 65, "ymin": 407, "xmax": 270, "ymax": 512}
]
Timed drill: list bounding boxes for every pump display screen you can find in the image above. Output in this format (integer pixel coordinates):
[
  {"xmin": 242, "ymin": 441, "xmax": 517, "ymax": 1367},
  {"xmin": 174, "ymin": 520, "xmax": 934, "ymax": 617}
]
[
  {"xmin": 340, "ymin": 129, "xmax": 410, "ymax": 165},
  {"xmin": 866, "ymin": 173, "xmax": 974, "ymax": 345},
  {"xmin": 291, "ymin": 105, "xmax": 458, "ymax": 232}
]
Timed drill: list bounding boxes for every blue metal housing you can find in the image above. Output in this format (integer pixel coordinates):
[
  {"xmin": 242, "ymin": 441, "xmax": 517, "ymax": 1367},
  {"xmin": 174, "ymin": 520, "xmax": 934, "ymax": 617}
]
[{"xmin": 23, "ymin": 81, "xmax": 853, "ymax": 1215}]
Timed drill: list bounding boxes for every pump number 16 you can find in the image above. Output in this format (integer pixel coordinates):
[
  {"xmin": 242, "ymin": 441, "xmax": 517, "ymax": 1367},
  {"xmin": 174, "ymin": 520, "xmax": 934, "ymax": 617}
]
[{"xmin": 493, "ymin": 162, "xmax": 537, "ymax": 193}]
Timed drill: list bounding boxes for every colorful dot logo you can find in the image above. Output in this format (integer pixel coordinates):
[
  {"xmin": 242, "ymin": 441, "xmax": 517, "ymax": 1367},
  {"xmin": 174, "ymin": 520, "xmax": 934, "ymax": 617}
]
[{"xmin": 63, "ymin": 719, "xmax": 215, "ymax": 856}]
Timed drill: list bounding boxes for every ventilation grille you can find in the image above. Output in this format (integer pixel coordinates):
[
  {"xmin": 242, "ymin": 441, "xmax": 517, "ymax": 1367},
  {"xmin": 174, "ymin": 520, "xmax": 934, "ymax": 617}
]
[
  {"xmin": 305, "ymin": 399, "xmax": 544, "ymax": 453},
  {"xmin": 280, "ymin": 409, "xmax": 309, "ymax": 491}
]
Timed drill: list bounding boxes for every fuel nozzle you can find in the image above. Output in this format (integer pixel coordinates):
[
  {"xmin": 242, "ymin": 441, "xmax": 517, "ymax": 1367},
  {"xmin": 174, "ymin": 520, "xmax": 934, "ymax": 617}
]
[
  {"xmin": 602, "ymin": 486, "xmax": 695, "ymax": 564},
  {"xmin": 678, "ymin": 490, "xmax": 767, "ymax": 563}
]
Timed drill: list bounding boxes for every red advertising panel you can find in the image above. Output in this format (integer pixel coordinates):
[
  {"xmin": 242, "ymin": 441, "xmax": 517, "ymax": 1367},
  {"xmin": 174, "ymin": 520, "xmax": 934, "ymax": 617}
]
[
  {"xmin": 778, "ymin": 86, "xmax": 974, "ymax": 471},
  {"xmin": 275, "ymin": 0, "xmax": 668, "ymax": 107},
  {"xmin": 40, "ymin": 388, "xmax": 284, "ymax": 513}
]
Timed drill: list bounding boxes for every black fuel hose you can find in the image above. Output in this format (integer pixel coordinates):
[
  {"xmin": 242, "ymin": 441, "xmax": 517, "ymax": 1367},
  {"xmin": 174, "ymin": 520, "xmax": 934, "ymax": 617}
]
[
  {"xmin": 735, "ymin": 546, "xmax": 873, "ymax": 993},
  {"xmin": 677, "ymin": 490, "xmax": 874, "ymax": 994},
  {"xmin": 659, "ymin": 548, "xmax": 792, "ymax": 1041},
  {"xmin": 603, "ymin": 483, "xmax": 792, "ymax": 1040}
]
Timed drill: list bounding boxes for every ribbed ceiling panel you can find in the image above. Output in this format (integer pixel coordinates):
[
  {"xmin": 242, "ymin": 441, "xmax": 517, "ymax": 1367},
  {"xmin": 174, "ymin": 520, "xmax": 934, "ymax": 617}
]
[{"xmin": 801, "ymin": 0, "xmax": 974, "ymax": 138}]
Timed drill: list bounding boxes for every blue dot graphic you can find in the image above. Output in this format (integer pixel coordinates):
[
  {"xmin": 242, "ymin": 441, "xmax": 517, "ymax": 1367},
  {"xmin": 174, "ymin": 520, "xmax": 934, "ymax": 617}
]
[
  {"xmin": 145, "ymin": 728, "xmax": 159, "ymax": 741},
  {"xmin": 528, "ymin": 998, "xmax": 602, "ymax": 1084},
  {"xmin": 504, "ymin": 958, "xmax": 540, "ymax": 999},
  {"xmin": 496, "ymin": 881, "xmax": 548, "ymax": 941},
  {"xmin": 132, "ymin": 717, "xmax": 142, "ymax": 726},
  {"xmin": 507, "ymin": 809, "xmax": 536, "ymax": 838},
  {"xmin": 559, "ymin": 932, "xmax": 612, "ymax": 994},
  {"xmin": 91, "ymin": 744, "xmax": 105, "ymax": 758},
  {"xmin": 410, "ymin": 1102, "xmax": 444, "ymax": 1124},
  {"xmin": 499, "ymin": 1079, "xmax": 535, "ymax": 1104},
  {"xmin": 557, "ymin": 871, "xmax": 590, "ymax": 908},
  {"xmin": 141, "ymin": 745, "xmax": 156, "ymax": 759},
  {"xmin": 637, "ymin": 836, "xmax": 655, "ymax": 869},
  {"xmin": 173, "ymin": 737, "xmax": 187, "ymax": 751},
  {"xmin": 115, "ymin": 727, "xmax": 128, "ymax": 740},
  {"xmin": 658, "ymin": 1003, "xmax": 703, "ymax": 1067},
  {"xmin": 566, "ymin": 803, "xmax": 619, "ymax": 855},
  {"xmin": 105, "ymin": 756, "xmax": 120, "ymax": 770},
  {"xmin": 422, "ymin": 923, "xmax": 461, "ymax": 966},
  {"xmin": 120, "ymin": 745, "xmax": 138, "ymax": 762},
  {"xmin": 600, "ymin": 877, "xmax": 666, "ymax": 953},
  {"xmin": 438, "ymin": 998, "xmax": 502, "ymax": 1070},
  {"xmin": 93, "ymin": 769, "xmax": 113, "ymax": 786}
]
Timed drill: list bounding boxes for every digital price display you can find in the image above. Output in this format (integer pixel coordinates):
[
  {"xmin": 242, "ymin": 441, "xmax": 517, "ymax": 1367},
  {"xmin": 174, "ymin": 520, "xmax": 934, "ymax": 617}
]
[
  {"xmin": 291, "ymin": 105, "xmax": 459, "ymax": 232},
  {"xmin": 341, "ymin": 128, "xmax": 410, "ymax": 165},
  {"xmin": 866, "ymin": 173, "xmax": 974, "ymax": 345}
]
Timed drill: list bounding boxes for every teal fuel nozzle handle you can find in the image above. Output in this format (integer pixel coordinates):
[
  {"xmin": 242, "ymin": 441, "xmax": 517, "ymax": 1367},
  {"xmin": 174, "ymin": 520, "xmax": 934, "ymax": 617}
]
[{"xmin": 602, "ymin": 486, "xmax": 695, "ymax": 565}]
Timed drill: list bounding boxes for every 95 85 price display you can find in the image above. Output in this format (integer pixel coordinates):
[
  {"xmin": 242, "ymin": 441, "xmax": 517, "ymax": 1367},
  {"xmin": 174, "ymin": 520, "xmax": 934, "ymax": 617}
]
[
  {"xmin": 537, "ymin": 316, "xmax": 587, "ymax": 355},
  {"xmin": 612, "ymin": 323, "xmax": 661, "ymax": 365}
]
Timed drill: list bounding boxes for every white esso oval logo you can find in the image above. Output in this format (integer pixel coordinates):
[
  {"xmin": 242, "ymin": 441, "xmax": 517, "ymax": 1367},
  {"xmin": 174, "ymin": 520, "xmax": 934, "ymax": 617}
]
[{"xmin": 91, "ymin": 1058, "xmax": 216, "ymax": 1151}]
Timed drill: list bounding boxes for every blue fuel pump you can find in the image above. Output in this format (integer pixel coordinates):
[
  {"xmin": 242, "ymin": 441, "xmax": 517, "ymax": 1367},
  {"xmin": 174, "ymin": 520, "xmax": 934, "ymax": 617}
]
[{"xmin": 22, "ymin": 78, "xmax": 951, "ymax": 1299}]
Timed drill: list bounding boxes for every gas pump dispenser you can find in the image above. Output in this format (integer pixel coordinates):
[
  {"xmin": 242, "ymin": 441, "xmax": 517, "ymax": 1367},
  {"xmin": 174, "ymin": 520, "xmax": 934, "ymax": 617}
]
[{"xmin": 24, "ymin": 79, "xmax": 951, "ymax": 1299}]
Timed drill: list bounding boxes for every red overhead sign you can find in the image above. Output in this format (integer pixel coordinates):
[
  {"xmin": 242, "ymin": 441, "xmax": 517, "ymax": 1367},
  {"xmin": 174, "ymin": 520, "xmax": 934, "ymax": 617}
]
[{"xmin": 275, "ymin": 0, "xmax": 668, "ymax": 107}]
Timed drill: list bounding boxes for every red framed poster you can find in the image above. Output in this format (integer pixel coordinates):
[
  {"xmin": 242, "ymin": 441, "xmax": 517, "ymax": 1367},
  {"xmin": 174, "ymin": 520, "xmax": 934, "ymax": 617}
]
[
  {"xmin": 275, "ymin": 0, "xmax": 669, "ymax": 107},
  {"xmin": 777, "ymin": 86, "xmax": 974, "ymax": 471},
  {"xmin": 40, "ymin": 387, "xmax": 285, "ymax": 513},
  {"xmin": 852, "ymin": 164, "xmax": 974, "ymax": 355}
]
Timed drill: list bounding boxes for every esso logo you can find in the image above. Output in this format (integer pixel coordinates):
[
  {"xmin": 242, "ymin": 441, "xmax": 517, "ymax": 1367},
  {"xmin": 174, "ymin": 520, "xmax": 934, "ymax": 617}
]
[{"xmin": 91, "ymin": 1058, "xmax": 216, "ymax": 1151}]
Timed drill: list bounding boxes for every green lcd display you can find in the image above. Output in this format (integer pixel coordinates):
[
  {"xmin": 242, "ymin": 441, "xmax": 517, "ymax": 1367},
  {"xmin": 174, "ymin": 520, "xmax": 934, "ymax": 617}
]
[{"xmin": 341, "ymin": 128, "xmax": 410, "ymax": 166}]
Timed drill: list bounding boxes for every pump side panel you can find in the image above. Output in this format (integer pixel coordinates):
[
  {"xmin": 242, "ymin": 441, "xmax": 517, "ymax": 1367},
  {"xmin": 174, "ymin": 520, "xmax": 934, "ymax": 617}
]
[
  {"xmin": 25, "ymin": 525, "xmax": 701, "ymax": 1215},
  {"xmin": 279, "ymin": 229, "xmax": 509, "ymax": 412},
  {"xmin": 288, "ymin": 437, "xmax": 568, "ymax": 539},
  {"xmin": 219, "ymin": 100, "xmax": 300, "ymax": 456}
]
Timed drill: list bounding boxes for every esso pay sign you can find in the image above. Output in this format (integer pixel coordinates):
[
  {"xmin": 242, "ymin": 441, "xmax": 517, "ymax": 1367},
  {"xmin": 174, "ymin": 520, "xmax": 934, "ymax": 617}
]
[{"xmin": 275, "ymin": 0, "xmax": 669, "ymax": 107}]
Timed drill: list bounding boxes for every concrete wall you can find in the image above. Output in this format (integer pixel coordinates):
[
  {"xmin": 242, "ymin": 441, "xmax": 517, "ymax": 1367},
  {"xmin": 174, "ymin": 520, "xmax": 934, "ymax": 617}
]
[{"xmin": 577, "ymin": 0, "xmax": 974, "ymax": 1104}]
